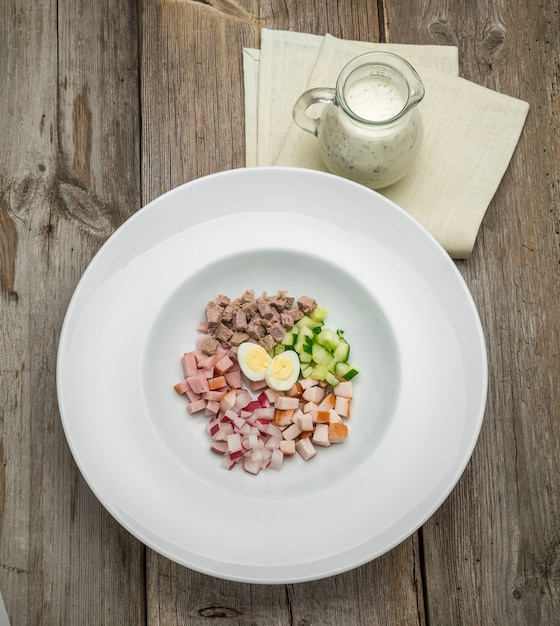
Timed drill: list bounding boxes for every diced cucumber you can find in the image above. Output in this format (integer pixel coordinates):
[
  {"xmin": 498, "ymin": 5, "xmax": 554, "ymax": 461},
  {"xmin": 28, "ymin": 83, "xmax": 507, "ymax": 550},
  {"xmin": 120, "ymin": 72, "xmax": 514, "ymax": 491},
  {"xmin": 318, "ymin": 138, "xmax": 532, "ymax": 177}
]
[
  {"xmin": 335, "ymin": 361, "xmax": 359, "ymax": 381},
  {"xmin": 311, "ymin": 363, "xmax": 329, "ymax": 381},
  {"xmin": 295, "ymin": 315, "xmax": 320, "ymax": 330},
  {"xmin": 273, "ymin": 344, "xmax": 285, "ymax": 356},
  {"xmin": 310, "ymin": 306, "xmax": 328, "ymax": 322},
  {"xmin": 297, "ymin": 325, "xmax": 315, "ymax": 341},
  {"xmin": 333, "ymin": 339, "xmax": 350, "ymax": 362},
  {"xmin": 316, "ymin": 328, "xmax": 340, "ymax": 350},
  {"xmin": 280, "ymin": 331, "xmax": 297, "ymax": 346},
  {"xmin": 325, "ymin": 372, "xmax": 340, "ymax": 387},
  {"xmin": 301, "ymin": 364, "xmax": 314, "ymax": 378},
  {"xmin": 311, "ymin": 343, "xmax": 334, "ymax": 368},
  {"xmin": 298, "ymin": 350, "xmax": 313, "ymax": 363}
]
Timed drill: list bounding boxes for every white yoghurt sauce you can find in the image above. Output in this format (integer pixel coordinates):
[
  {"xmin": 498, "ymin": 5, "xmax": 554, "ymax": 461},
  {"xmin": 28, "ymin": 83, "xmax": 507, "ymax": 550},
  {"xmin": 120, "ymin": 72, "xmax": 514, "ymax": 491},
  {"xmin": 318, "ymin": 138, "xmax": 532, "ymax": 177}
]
[{"xmin": 317, "ymin": 76, "xmax": 422, "ymax": 189}]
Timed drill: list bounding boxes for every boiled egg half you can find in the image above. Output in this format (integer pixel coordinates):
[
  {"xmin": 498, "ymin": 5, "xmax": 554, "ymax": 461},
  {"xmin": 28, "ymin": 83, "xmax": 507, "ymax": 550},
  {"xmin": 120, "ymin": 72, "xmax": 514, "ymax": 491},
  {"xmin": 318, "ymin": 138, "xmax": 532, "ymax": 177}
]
[{"xmin": 237, "ymin": 342, "xmax": 300, "ymax": 391}]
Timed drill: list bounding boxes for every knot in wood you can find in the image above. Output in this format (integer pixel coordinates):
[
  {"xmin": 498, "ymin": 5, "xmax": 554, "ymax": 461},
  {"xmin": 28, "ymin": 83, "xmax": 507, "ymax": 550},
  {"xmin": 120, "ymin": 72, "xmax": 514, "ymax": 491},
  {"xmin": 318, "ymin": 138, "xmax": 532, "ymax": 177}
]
[{"xmin": 198, "ymin": 605, "xmax": 243, "ymax": 618}]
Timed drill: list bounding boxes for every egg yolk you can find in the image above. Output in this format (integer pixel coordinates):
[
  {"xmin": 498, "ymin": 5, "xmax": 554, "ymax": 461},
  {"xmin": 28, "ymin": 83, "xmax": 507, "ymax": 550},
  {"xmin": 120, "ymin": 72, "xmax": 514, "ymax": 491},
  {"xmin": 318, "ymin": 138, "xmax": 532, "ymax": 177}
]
[
  {"xmin": 245, "ymin": 346, "xmax": 271, "ymax": 373},
  {"xmin": 268, "ymin": 354, "xmax": 294, "ymax": 381}
]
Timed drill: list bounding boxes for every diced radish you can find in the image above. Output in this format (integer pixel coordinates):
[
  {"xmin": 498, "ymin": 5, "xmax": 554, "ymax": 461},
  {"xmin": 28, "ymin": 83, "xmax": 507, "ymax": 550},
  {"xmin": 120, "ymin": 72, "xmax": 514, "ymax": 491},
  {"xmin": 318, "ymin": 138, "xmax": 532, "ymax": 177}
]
[
  {"xmin": 234, "ymin": 389, "xmax": 252, "ymax": 410},
  {"xmin": 243, "ymin": 399, "xmax": 261, "ymax": 412},
  {"xmin": 269, "ymin": 448, "xmax": 283, "ymax": 470},
  {"xmin": 219, "ymin": 388, "xmax": 237, "ymax": 412},
  {"xmin": 265, "ymin": 436, "xmax": 282, "ymax": 449},
  {"xmin": 253, "ymin": 407, "xmax": 274, "ymax": 421},
  {"xmin": 221, "ymin": 456, "xmax": 236, "ymax": 470},
  {"xmin": 264, "ymin": 423, "xmax": 282, "ymax": 439},
  {"xmin": 210, "ymin": 441, "xmax": 228, "ymax": 454},
  {"xmin": 243, "ymin": 457, "xmax": 262, "ymax": 475}
]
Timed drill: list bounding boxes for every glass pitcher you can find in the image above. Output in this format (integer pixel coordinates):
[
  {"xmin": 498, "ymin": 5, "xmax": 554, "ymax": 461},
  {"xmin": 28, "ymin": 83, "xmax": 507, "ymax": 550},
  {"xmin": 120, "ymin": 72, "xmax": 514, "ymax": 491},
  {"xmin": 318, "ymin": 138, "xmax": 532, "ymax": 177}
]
[{"xmin": 293, "ymin": 52, "xmax": 425, "ymax": 190}]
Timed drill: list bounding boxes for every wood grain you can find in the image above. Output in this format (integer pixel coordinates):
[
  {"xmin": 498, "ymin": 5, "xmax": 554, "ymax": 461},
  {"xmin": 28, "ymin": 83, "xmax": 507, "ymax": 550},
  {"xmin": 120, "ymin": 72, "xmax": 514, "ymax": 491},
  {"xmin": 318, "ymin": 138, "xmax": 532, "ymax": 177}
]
[
  {"xmin": 1, "ymin": 0, "xmax": 560, "ymax": 623},
  {"xmin": 0, "ymin": 0, "xmax": 144, "ymax": 624},
  {"xmin": 385, "ymin": 1, "xmax": 560, "ymax": 624}
]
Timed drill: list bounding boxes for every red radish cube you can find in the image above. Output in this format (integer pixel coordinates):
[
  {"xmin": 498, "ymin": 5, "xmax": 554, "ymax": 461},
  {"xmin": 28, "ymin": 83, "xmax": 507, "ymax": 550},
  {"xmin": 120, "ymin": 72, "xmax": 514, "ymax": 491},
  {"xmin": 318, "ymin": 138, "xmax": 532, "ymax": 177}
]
[
  {"xmin": 219, "ymin": 389, "xmax": 237, "ymax": 412},
  {"xmin": 221, "ymin": 457, "xmax": 236, "ymax": 470},
  {"xmin": 210, "ymin": 441, "xmax": 228, "ymax": 454},
  {"xmin": 269, "ymin": 448, "xmax": 284, "ymax": 470},
  {"xmin": 227, "ymin": 433, "xmax": 242, "ymax": 453},
  {"xmin": 243, "ymin": 458, "xmax": 262, "ymax": 475}
]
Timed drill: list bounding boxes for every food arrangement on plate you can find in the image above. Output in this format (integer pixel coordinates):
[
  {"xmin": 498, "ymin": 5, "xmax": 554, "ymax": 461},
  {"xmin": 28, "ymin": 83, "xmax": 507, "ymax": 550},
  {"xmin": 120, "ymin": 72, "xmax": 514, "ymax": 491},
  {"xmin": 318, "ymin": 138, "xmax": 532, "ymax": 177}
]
[{"xmin": 173, "ymin": 289, "xmax": 360, "ymax": 474}]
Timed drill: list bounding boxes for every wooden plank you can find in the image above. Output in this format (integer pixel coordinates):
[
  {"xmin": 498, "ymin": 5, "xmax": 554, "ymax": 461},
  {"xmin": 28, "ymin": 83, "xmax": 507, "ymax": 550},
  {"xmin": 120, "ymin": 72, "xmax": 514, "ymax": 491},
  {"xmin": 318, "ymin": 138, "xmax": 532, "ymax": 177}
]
[
  {"xmin": 0, "ymin": 0, "xmax": 145, "ymax": 623},
  {"xmin": 141, "ymin": 1, "xmax": 424, "ymax": 624},
  {"xmin": 385, "ymin": 1, "xmax": 560, "ymax": 624}
]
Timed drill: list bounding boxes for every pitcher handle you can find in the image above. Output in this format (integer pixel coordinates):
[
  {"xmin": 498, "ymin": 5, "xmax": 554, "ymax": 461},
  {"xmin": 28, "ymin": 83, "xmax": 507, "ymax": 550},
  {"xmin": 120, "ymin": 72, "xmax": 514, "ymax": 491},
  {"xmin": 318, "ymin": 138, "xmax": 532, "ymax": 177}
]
[{"xmin": 293, "ymin": 88, "xmax": 336, "ymax": 136}]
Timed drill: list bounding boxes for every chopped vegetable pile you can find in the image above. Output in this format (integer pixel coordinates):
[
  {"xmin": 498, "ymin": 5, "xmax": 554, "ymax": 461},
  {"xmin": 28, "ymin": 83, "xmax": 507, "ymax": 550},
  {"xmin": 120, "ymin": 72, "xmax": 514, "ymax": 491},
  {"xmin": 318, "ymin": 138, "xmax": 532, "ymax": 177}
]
[{"xmin": 173, "ymin": 290, "xmax": 359, "ymax": 475}]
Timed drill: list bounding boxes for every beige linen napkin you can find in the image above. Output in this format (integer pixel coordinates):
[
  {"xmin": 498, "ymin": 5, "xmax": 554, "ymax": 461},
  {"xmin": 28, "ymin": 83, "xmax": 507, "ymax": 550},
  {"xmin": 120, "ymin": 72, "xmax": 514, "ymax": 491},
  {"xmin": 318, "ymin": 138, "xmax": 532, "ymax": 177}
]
[{"xmin": 244, "ymin": 30, "xmax": 529, "ymax": 258}]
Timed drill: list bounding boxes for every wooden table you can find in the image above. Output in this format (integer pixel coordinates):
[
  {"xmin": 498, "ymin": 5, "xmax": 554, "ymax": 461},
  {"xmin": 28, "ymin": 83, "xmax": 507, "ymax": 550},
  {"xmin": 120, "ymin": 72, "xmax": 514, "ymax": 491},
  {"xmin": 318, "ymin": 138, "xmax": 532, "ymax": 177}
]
[{"xmin": 1, "ymin": 1, "xmax": 559, "ymax": 624}]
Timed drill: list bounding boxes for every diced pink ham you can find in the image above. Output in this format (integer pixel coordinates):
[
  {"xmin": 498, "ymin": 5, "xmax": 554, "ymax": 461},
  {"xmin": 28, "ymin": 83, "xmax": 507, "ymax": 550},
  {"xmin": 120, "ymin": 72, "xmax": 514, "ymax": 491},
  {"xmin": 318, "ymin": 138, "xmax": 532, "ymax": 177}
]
[
  {"xmin": 214, "ymin": 354, "xmax": 234, "ymax": 375},
  {"xmin": 173, "ymin": 380, "xmax": 190, "ymax": 395},
  {"xmin": 187, "ymin": 399, "xmax": 207, "ymax": 414},
  {"xmin": 181, "ymin": 352, "xmax": 198, "ymax": 378},
  {"xmin": 186, "ymin": 374, "xmax": 209, "ymax": 394},
  {"xmin": 224, "ymin": 369, "xmax": 242, "ymax": 388}
]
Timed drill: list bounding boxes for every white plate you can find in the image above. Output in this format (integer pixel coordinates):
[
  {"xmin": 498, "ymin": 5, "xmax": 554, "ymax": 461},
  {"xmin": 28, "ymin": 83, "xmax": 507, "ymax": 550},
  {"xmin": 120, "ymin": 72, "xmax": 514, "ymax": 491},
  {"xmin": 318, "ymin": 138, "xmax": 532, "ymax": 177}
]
[{"xmin": 57, "ymin": 167, "xmax": 487, "ymax": 584}]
